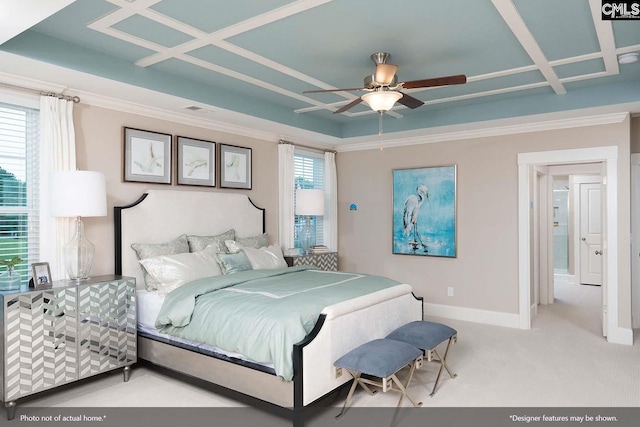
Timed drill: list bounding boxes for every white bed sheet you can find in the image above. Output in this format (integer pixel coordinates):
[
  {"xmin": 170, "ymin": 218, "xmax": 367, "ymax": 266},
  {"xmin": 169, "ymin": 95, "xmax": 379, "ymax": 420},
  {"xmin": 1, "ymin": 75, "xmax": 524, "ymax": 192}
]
[{"xmin": 136, "ymin": 289, "xmax": 275, "ymax": 370}]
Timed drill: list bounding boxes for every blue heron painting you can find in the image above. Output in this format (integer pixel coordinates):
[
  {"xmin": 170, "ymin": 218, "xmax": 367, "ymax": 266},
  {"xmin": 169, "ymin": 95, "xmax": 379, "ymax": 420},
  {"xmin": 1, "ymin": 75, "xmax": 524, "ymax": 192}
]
[{"xmin": 393, "ymin": 166, "xmax": 456, "ymax": 257}]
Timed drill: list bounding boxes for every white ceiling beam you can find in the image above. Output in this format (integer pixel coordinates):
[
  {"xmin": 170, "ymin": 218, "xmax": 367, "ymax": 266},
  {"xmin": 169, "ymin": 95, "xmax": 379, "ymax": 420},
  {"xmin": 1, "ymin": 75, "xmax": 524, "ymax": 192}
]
[
  {"xmin": 90, "ymin": 0, "xmax": 346, "ymax": 114},
  {"xmin": 589, "ymin": 0, "xmax": 619, "ymax": 75},
  {"xmin": 617, "ymin": 43, "xmax": 640, "ymax": 55},
  {"xmin": 491, "ymin": 0, "xmax": 566, "ymax": 94},
  {"xmin": 177, "ymin": 54, "xmax": 323, "ymax": 106},
  {"xmin": 133, "ymin": 0, "xmax": 332, "ymax": 68},
  {"xmin": 295, "ymin": 101, "xmax": 404, "ymax": 119},
  {"xmin": 549, "ymin": 52, "xmax": 604, "ymax": 67}
]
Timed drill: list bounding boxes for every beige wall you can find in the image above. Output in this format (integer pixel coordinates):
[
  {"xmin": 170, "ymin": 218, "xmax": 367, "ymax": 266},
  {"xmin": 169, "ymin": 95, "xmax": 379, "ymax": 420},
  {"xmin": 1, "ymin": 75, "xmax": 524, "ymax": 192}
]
[
  {"xmin": 73, "ymin": 103, "xmax": 279, "ymax": 277},
  {"xmin": 72, "ymin": 102, "xmax": 634, "ymax": 329},
  {"xmin": 337, "ymin": 119, "xmax": 632, "ymax": 328}
]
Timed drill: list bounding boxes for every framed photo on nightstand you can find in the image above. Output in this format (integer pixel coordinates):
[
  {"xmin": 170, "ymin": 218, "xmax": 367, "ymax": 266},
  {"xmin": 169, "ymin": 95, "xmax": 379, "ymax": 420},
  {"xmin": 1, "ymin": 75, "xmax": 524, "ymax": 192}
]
[{"xmin": 31, "ymin": 262, "xmax": 52, "ymax": 288}]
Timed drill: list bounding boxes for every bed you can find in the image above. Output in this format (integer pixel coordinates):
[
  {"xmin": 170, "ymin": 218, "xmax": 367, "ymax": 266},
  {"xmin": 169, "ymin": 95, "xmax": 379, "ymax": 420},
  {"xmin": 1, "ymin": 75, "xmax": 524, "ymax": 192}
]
[{"xmin": 114, "ymin": 189, "xmax": 423, "ymax": 409}]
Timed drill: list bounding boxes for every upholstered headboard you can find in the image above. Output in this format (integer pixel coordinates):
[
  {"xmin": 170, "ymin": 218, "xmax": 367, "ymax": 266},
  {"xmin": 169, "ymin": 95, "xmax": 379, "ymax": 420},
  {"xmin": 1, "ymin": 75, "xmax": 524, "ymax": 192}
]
[{"xmin": 114, "ymin": 189, "xmax": 265, "ymax": 288}]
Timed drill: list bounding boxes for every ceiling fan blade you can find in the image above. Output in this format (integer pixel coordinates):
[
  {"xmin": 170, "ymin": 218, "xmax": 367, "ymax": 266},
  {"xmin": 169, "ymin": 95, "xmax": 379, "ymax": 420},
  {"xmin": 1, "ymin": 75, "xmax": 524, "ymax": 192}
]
[
  {"xmin": 397, "ymin": 92, "xmax": 424, "ymax": 109},
  {"xmin": 303, "ymin": 87, "xmax": 366, "ymax": 94},
  {"xmin": 333, "ymin": 98, "xmax": 363, "ymax": 114},
  {"xmin": 375, "ymin": 64, "xmax": 398, "ymax": 85},
  {"xmin": 402, "ymin": 74, "xmax": 467, "ymax": 89}
]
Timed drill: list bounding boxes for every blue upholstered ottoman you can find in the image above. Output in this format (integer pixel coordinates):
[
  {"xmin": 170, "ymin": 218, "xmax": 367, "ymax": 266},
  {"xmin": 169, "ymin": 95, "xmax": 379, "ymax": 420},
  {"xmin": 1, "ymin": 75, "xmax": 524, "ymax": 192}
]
[
  {"xmin": 386, "ymin": 321, "xmax": 457, "ymax": 396},
  {"xmin": 334, "ymin": 339, "xmax": 423, "ymax": 418}
]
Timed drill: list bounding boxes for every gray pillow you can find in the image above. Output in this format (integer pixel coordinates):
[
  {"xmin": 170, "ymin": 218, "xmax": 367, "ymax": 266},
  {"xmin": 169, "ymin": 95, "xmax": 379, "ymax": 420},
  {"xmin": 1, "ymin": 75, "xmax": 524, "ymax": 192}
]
[
  {"xmin": 131, "ymin": 234, "xmax": 190, "ymax": 290},
  {"xmin": 217, "ymin": 252, "xmax": 252, "ymax": 274},
  {"xmin": 238, "ymin": 233, "xmax": 269, "ymax": 249},
  {"xmin": 188, "ymin": 229, "xmax": 235, "ymax": 253},
  {"xmin": 225, "ymin": 233, "xmax": 270, "ymax": 253}
]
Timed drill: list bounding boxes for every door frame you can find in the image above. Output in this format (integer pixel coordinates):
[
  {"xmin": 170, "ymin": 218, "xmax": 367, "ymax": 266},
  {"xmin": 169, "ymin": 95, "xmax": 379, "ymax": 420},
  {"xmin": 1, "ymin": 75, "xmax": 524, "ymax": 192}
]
[
  {"xmin": 518, "ymin": 146, "xmax": 628, "ymax": 344},
  {"xmin": 631, "ymin": 153, "xmax": 640, "ymax": 329},
  {"xmin": 537, "ymin": 169, "xmax": 553, "ymax": 307}
]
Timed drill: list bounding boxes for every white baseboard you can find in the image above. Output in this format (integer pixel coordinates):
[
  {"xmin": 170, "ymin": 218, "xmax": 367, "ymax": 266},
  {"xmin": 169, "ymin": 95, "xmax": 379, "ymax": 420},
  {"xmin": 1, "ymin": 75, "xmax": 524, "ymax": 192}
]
[
  {"xmin": 606, "ymin": 326, "xmax": 634, "ymax": 345},
  {"xmin": 424, "ymin": 303, "xmax": 634, "ymax": 344},
  {"xmin": 424, "ymin": 302, "xmax": 521, "ymax": 329}
]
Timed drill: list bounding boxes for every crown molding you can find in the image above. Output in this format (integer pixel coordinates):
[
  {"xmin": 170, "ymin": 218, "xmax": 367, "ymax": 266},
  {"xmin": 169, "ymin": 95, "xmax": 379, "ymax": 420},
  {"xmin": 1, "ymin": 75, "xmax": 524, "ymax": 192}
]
[
  {"xmin": 336, "ymin": 108, "xmax": 633, "ymax": 152},
  {"xmin": 77, "ymin": 90, "xmax": 341, "ymax": 150},
  {"xmin": 77, "ymin": 90, "xmax": 279, "ymax": 143}
]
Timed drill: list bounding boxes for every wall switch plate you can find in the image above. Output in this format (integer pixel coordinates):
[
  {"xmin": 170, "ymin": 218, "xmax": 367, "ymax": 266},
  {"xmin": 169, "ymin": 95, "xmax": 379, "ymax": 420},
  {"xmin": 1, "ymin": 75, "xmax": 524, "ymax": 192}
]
[{"xmin": 447, "ymin": 287, "xmax": 454, "ymax": 297}]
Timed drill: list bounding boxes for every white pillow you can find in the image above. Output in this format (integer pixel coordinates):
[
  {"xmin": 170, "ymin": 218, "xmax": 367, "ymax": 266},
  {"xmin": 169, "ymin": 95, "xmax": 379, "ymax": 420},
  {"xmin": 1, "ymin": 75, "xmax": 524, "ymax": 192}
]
[
  {"xmin": 139, "ymin": 246, "xmax": 222, "ymax": 295},
  {"xmin": 243, "ymin": 244, "xmax": 288, "ymax": 270}
]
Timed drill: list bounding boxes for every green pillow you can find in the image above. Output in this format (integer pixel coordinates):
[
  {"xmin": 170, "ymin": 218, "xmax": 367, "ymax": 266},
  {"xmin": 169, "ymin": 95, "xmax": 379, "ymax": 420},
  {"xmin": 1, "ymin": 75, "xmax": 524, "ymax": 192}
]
[{"xmin": 217, "ymin": 252, "xmax": 252, "ymax": 274}]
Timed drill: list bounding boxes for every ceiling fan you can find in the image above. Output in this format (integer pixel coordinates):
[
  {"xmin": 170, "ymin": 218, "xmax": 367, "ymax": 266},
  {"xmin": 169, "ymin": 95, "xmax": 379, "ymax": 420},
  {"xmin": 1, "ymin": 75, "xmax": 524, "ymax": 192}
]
[{"xmin": 304, "ymin": 52, "xmax": 467, "ymax": 114}]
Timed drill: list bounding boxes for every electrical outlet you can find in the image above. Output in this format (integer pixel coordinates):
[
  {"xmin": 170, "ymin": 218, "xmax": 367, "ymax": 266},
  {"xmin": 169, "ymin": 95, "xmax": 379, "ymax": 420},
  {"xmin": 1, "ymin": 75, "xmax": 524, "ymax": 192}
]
[
  {"xmin": 335, "ymin": 367, "xmax": 342, "ymax": 378},
  {"xmin": 447, "ymin": 287, "xmax": 454, "ymax": 297}
]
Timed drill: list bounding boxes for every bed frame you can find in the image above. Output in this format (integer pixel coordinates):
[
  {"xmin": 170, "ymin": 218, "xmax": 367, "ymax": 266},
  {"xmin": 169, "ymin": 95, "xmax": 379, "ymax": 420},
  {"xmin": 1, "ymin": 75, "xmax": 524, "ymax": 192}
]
[{"xmin": 114, "ymin": 189, "xmax": 423, "ymax": 409}]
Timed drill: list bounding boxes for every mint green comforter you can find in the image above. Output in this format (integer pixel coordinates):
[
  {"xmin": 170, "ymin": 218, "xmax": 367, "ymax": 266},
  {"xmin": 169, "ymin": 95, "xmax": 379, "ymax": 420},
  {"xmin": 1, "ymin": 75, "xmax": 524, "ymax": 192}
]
[{"xmin": 155, "ymin": 266, "xmax": 401, "ymax": 380}]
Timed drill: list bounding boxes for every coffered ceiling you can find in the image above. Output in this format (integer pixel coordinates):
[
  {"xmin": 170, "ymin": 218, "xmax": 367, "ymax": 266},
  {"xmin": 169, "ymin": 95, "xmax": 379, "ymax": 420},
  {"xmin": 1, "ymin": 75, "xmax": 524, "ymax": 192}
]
[{"xmin": 1, "ymin": 0, "xmax": 639, "ymax": 143}]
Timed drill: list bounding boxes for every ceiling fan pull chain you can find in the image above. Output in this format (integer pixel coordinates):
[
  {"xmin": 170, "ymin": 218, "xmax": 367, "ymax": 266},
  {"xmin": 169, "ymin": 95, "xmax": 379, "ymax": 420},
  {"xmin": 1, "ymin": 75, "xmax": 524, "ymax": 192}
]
[{"xmin": 379, "ymin": 111, "xmax": 383, "ymax": 137}]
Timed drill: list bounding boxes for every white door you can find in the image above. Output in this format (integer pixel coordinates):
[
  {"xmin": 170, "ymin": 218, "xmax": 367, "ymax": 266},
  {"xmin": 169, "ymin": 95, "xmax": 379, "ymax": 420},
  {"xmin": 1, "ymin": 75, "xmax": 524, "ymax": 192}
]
[{"xmin": 579, "ymin": 183, "xmax": 602, "ymax": 286}]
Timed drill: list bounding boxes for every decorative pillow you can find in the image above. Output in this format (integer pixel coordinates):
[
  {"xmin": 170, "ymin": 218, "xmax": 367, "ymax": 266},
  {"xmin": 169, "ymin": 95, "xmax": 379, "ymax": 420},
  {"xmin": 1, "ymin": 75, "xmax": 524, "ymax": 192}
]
[
  {"xmin": 225, "ymin": 233, "xmax": 269, "ymax": 253},
  {"xmin": 216, "ymin": 252, "xmax": 252, "ymax": 274},
  {"xmin": 243, "ymin": 244, "xmax": 288, "ymax": 270},
  {"xmin": 187, "ymin": 229, "xmax": 235, "ymax": 253},
  {"xmin": 139, "ymin": 246, "xmax": 222, "ymax": 296},
  {"xmin": 131, "ymin": 234, "xmax": 190, "ymax": 290}
]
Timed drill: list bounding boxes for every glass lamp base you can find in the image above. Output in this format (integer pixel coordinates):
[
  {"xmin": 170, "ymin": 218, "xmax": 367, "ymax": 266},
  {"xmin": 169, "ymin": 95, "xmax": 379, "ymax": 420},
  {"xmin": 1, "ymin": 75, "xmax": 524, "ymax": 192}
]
[
  {"xmin": 300, "ymin": 215, "xmax": 316, "ymax": 255},
  {"xmin": 64, "ymin": 218, "xmax": 95, "ymax": 280}
]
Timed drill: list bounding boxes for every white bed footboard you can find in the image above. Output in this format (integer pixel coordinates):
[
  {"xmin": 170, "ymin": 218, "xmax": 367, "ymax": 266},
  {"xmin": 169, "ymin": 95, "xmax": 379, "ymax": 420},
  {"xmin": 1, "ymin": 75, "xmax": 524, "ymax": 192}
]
[{"xmin": 295, "ymin": 285, "xmax": 423, "ymax": 406}]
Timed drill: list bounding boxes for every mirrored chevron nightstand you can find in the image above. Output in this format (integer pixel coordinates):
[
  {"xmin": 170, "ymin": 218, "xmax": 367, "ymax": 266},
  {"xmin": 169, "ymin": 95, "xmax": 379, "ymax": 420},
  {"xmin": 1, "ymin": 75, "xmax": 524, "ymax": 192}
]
[
  {"xmin": 0, "ymin": 275, "xmax": 136, "ymax": 420},
  {"xmin": 284, "ymin": 252, "xmax": 338, "ymax": 271}
]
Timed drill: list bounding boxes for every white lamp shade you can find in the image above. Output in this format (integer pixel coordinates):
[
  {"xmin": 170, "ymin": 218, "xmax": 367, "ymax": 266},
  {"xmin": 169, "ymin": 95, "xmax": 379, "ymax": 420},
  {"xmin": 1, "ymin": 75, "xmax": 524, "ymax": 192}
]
[
  {"xmin": 50, "ymin": 171, "xmax": 107, "ymax": 218},
  {"xmin": 296, "ymin": 189, "xmax": 325, "ymax": 216},
  {"xmin": 362, "ymin": 91, "xmax": 403, "ymax": 112}
]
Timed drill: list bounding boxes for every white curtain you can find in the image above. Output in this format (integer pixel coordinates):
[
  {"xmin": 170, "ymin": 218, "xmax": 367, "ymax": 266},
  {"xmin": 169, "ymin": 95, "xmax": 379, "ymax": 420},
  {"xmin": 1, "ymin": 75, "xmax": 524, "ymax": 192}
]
[
  {"xmin": 278, "ymin": 143, "xmax": 295, "ymax": 250},
  {"xmin": 40, "ymin": 95, "xmax": 77, "ymax": 280},
  {"xmin": 323, "ymin": 151, "xmax": 338, "ymax": 251}
]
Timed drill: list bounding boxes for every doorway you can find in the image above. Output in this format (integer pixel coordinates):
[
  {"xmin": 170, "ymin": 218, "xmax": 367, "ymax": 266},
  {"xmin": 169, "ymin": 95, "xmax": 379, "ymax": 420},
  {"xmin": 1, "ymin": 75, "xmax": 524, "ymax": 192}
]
[
  {"xmin": 538, "ymin": 169, "xmax": 603, "ymax": 303},
  {"xmin": 517, "ymin": 146, "xmax": 629, "ymax": 345},
  {"xmin": 544, "ymin": 172, "xmax": 604, "ymax": 336}
]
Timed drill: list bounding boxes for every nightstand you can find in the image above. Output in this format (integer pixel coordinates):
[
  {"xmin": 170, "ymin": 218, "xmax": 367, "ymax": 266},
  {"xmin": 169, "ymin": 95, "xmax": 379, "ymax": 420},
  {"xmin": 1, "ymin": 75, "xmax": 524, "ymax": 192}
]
[
  {"xmin": 0, "ymin": 275, "xmax": 136, "ymax": 420},
  {"xmin": 285, "ymin": 252, "xmax": 338, "ymax": 271}
]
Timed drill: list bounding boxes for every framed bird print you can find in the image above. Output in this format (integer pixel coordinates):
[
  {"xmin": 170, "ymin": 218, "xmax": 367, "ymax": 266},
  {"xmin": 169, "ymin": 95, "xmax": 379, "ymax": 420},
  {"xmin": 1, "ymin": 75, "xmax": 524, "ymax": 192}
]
[
  {"xmin": 123, "ymin": 127, "xmax": 172, "ymax": 184},
  {"xmin": 176, "ymin": 136, "xmax": 215, "ymax": 187},
  {"xmin": 392, "ymin": 165, "xmax": 457, "ymax": 257}
]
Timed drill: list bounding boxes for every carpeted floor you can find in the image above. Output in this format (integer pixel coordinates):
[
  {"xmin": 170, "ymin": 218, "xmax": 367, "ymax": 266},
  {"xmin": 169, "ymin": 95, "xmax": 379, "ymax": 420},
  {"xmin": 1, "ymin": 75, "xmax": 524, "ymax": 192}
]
[{"xmin": 19, "ymin": 283, "xmax": 639, "ymax": 410}]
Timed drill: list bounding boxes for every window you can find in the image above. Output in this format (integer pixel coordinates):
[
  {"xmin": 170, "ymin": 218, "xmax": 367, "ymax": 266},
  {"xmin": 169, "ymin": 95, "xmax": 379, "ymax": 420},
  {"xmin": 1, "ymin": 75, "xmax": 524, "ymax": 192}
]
[
  {"xmin": 294, "ymin": 151, "xmax": 324, "ymax": 249},
  {"xmin": 0, "ymin": 101, "xmax": 40, "ymax": 284}
]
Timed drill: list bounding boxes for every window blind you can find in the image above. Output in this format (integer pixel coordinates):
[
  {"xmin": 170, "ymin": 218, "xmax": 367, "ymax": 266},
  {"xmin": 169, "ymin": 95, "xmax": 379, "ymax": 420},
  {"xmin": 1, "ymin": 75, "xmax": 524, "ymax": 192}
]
[
  {"xmin": 294, "ymin": 152, "xmax": 324, "ymax": 248},
  {"xmin": 0, "ymin": 102, "xmax": 40, "ymax": 284}
]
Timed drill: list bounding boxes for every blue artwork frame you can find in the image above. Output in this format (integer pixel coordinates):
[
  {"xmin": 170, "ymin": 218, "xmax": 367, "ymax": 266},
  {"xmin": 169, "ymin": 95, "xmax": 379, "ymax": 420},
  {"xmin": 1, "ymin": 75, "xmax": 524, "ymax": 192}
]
[{"xmin": 392, "ymin": 165, "xmax": 457, "ymax": 257}]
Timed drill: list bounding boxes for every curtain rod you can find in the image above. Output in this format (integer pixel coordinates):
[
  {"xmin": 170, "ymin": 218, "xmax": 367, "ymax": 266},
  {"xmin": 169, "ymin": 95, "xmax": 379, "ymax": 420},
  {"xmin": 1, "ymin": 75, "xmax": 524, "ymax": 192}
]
[
  {"xmin": 279, "ymin": 140, "xmax": 336, "ymax": 154},
  {"xmin": 0, "ymin": 82, "xmax": 80, "ymax": 103}
]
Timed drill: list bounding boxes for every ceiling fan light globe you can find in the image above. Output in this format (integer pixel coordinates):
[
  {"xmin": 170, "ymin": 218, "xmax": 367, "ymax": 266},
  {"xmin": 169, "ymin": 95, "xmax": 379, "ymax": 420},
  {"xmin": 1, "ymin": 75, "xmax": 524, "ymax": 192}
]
[{"xmin": 362, "ymin": 91, "xmax": 403, "ymax": 112}]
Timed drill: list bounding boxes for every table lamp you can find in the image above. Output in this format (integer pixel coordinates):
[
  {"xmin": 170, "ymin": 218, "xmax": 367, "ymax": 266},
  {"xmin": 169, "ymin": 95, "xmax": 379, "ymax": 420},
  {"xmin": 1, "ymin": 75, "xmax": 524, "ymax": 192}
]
[
  {"xmin": 50, "ymin": 170, "xmax": 107, "ymax": 280},
  {"xmin": 295, "ymin": 188, "xmax": 325, "ymax": 255}
]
